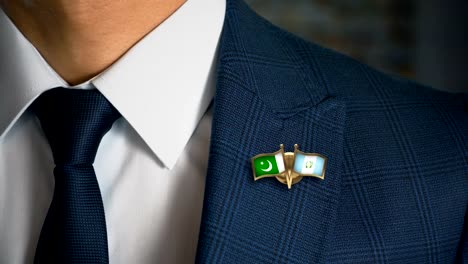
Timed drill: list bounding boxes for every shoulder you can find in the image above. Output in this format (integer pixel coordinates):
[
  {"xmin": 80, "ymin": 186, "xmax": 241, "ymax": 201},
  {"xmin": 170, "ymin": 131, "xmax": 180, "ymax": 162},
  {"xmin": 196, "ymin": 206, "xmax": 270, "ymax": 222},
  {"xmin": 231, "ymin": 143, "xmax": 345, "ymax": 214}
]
[
  {"xmin": 223, "ymin": 0, "xmax": 466, "ymax": 116},
  {"xmin": 262, "ymin": 10, "xmax": 466, "ymax": 112},
  {"xmin": 267, "ymin": 17, "xmax": 461, "ymax": 100}
]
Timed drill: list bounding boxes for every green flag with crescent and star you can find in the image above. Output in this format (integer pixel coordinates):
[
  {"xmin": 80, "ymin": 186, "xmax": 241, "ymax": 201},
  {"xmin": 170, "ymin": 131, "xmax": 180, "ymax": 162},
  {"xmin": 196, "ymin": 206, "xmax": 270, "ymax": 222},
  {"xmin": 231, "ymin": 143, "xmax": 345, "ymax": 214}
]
[{"xmin": 252, "ymin": 151, "xmax": 285, "ymax": 179}]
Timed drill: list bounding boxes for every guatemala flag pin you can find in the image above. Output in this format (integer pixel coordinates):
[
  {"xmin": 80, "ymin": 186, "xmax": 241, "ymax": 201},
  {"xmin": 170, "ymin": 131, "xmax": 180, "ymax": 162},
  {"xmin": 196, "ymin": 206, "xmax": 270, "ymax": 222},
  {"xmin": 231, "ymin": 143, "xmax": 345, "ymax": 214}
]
[{"xmin": 251, "ymin": 144, "xmax": 327, "ymax": 189}]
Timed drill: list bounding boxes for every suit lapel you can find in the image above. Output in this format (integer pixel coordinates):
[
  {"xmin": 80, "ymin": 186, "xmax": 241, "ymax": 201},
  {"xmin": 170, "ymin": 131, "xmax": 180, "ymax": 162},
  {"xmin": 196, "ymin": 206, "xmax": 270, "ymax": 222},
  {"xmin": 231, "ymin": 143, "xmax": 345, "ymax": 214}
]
[{"xmin": 196, "ymin": 0, "xmax": 347, "ymax": 263}]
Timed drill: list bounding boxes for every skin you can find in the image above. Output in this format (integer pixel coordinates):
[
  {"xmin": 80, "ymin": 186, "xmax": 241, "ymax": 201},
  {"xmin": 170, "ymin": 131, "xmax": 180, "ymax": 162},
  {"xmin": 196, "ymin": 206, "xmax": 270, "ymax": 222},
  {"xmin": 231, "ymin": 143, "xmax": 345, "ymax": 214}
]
[{"xmin": 1, "ymin": 0, "xmax": 186, "ymax": 85}]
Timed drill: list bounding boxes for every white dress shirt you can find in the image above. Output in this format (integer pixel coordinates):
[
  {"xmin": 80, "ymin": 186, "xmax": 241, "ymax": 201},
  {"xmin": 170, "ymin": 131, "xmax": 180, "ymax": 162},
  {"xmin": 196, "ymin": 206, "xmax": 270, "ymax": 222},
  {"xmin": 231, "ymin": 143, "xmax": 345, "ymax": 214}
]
[{"xmin": 0, "ymin": 0, "xmax": 226, "ymax": 263}]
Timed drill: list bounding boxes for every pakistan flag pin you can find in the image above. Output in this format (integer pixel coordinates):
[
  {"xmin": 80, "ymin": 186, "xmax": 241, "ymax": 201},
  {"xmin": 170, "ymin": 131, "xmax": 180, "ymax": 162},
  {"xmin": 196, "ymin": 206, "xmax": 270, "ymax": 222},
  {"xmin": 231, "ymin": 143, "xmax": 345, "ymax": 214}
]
[{"xmin": 251, "ymin": 144, "xmax": 327, "ymax": 189}]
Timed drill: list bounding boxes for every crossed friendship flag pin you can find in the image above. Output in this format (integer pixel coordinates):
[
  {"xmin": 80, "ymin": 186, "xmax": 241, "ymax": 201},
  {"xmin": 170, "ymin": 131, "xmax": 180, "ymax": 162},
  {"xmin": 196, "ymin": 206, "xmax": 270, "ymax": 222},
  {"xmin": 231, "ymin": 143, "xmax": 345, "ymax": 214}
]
[{"xmin": 251, "ymin": 144, "xmax": 327, "ymax": 189}]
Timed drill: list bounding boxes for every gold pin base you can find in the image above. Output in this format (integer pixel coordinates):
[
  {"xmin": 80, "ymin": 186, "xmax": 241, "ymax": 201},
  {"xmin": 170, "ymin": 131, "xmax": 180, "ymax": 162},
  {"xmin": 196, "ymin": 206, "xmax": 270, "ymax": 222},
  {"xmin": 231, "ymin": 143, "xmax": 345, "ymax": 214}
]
[{"xmin": 275, "ymin": 152, "xmax": 303, "ymax": 189}]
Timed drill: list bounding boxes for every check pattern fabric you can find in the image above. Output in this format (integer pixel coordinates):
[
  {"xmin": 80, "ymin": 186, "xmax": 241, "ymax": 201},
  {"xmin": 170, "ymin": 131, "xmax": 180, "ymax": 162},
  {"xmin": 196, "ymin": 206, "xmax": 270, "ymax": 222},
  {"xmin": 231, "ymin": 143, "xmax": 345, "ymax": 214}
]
[
  {"xmin": 196, "ymin": 0, "xmax": 468, "ymax": 263},
  {"xmin": 32, "ymin": 88, "xmax": 120, "ymax": 263}
]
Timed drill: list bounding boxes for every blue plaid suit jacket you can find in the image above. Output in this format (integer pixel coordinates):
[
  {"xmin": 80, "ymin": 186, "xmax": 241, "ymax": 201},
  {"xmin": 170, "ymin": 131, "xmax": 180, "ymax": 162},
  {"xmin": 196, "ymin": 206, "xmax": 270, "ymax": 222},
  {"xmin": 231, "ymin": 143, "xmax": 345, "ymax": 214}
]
[{"xmin": 196, "ymin": 0, "xmax": 467, "ymax": 263}]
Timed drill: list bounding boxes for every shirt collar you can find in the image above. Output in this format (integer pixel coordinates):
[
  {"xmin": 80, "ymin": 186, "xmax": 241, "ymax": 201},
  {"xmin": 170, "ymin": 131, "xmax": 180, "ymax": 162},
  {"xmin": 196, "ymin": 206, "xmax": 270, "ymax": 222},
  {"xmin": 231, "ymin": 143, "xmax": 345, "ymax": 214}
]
[{"xmin": 0, "ymin": 0, "xmax": 226, "ymax": 169}]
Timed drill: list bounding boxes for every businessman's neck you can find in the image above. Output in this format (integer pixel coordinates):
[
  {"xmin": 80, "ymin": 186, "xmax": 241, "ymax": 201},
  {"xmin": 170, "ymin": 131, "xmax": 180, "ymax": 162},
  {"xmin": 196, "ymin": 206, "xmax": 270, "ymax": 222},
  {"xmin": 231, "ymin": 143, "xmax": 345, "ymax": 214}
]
[{"xmin": 1, "ymin": 0, "xmax": 186, "ymax": 85}]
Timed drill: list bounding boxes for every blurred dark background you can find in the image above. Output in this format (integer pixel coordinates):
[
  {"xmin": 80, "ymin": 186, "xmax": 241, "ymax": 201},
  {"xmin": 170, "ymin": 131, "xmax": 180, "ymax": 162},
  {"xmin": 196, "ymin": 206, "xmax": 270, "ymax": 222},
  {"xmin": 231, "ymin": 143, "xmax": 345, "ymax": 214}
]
[{"xmin": 245, "ymin": 0, "xmax": 468, "ymax": 93}]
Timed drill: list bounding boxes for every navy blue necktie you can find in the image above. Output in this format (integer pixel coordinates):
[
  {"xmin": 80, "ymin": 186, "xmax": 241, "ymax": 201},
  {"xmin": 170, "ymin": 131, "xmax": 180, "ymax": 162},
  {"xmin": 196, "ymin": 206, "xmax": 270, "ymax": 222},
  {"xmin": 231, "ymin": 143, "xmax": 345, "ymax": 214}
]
[{"xmin": 32, "ymin": 88, "xmax": 121, "ymax": 263}]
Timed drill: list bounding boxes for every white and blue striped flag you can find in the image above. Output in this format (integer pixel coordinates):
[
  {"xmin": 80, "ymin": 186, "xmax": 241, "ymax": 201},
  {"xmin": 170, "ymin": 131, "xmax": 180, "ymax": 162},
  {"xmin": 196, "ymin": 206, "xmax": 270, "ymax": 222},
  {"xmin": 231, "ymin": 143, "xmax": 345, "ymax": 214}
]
[{"xmin": 293, "ymin": 151, "xmax": 327, "ymax": 178}]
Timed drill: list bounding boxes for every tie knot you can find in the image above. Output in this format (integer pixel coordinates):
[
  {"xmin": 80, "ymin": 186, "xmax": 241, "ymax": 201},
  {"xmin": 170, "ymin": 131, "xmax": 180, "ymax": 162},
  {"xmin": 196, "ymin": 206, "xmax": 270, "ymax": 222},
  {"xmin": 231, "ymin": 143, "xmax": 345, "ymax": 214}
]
[{"xmin": 33, "ymin": 88, "xmax": 121, "ymax": 165}]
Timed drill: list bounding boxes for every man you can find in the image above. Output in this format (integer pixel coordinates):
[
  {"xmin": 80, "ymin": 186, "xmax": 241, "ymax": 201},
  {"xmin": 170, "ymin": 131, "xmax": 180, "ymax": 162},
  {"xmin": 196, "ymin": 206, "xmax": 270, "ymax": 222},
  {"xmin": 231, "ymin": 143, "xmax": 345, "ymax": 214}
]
[{"xmin": 0, "ymin": 0, "xmax": 466, "ymax": 263}]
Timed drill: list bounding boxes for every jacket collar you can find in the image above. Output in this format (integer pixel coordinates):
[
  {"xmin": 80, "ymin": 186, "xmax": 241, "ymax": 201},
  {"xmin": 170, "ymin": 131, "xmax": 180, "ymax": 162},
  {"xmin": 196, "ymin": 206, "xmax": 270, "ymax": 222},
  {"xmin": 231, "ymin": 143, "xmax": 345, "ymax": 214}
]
[{"xmin": 196, "ymin": 0, "xmax": 346, "ymax": 262}]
